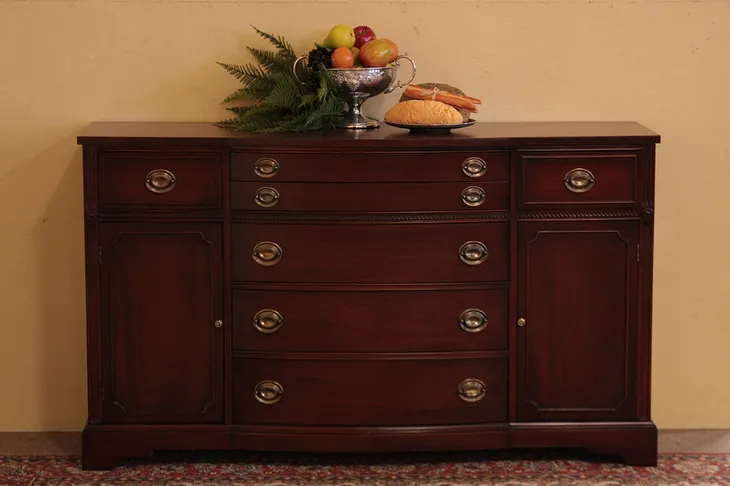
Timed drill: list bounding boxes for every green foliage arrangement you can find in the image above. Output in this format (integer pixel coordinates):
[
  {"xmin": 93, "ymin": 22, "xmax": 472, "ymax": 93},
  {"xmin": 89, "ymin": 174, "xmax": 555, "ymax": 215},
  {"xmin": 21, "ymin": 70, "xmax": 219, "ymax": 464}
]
[{"xmin": 216, "ymin": 26, "xmax": 344, "ymax": 132}]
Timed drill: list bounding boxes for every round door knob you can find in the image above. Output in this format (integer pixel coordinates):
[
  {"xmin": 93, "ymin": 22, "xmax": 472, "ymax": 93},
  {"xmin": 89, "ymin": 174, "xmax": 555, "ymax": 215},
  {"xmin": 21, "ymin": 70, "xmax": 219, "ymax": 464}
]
[
  {"xmin": 255, "ymin": 187, "xmax": 280, "ymax": 208},
  {"xmin": 253, "ymin": 309, "xmax": 284, "ymax": 334},
  {"xmin": 254, "ymin": 158, "xmax": 280, "ymax": 178},
  {"xmin": 461, "ymin": 186, "xmax": 486, "ymax": 207},
  {"xmin": 458, "ymin": 378, "xmax": 486, "ymax": 403},
  {"xmin": 564, "ymin": 168, "xmax": 595, "ymax": 193},
  {"xmin": 214, "ymin": 319, "xmax": 223, "ymax": 328},
  {"xmin": 459, "ymin": 241, "xmax": 489, "ymax": 265},
  {"xmin": 252, "ymin": 242, "xmax": 282, "ymax": 266},
  {"xmin": 459, "ymin": 309, "xmax": 488, "ymax": 333},
  {"xmin": 462, "ymin": 157, "xmax": 487, "ymax": 178},
  {"xmin": 145, "ymin": 169, "xmax": 176, "ymax": 194},
  {"xmin": 254, "ymin": 380, "xmax": 283, "ymax": 404}
]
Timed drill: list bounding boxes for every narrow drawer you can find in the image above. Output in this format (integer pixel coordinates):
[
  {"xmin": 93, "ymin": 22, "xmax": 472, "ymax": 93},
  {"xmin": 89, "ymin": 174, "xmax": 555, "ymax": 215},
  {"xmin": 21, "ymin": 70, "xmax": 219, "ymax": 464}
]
[
  {"xmin": 231, "ymin": 182, "xmax": 508, "ymax": 212},
  {"xmin": 99, "ymin": 151, "xmax": 221, "ymax": 208},
  {"xmin": 232, "ymin": 288, "xmax": 508, "ymax": 352},
  {"xmin": 233, "ymin": 357, "xmax": 508, "ymax": 426},
  {"xmin": 519, "ymin": 151, "xmax": 638, "ymax": 207},
  {"xmin": 231, "ymin": 223, "xmax": 509, "ymax": 284},
  {"xmin": 231, "ymin": 151, "xmax": 509, "ymax": 182}
]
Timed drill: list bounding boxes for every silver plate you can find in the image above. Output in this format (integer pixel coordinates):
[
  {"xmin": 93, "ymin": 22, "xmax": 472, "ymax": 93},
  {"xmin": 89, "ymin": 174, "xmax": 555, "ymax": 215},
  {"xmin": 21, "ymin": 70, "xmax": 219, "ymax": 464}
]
[{"xmin": 385, "ymin": 118, "xmax": 476, "ymax": 132}]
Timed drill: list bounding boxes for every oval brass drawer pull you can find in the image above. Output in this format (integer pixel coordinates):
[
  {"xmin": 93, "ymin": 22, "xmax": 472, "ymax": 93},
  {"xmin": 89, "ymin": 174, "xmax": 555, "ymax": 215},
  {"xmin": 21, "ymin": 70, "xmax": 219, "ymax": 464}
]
[
  {"xmin": 458, "ymin": 378, "xmax": 486, "ymax": 403},
  {"xmin": 462, "ymin": 157, "xmax": 487, "ymax": 178},
  {"xmin": 461, "ymin": 186, "xmax": 486, "ymax": 207},
  {"xmin": 253, "ymin": 309, "xmax": 284, "ymax": 334},
  {"xmin": 459, "ymin": 309, "xmax": 488, "ymax": 333},
  {"xmin": 564, "ymin": 168, "xmax": 595, "ymax": 193},
  {"xmin": 145, "ymin": 169, "xmax": 176, "ymax": 194},
  {"xmin": 254, "ymin": 380, "xmax": 284, "ymax": 404},
  {"xmin": 255, "ymin": 187, "xmax": 280, "ymax": 208},
  {"xmin": 254, "ymin": 158, "xmax": 280, "ymax": 178},
  {"xmin": 459, "ymin": 241, "xmax": 489, "ymax": 265},
  {"xmin": 252, "ymin": 242, "xmax": 282, "ymax": 266}
]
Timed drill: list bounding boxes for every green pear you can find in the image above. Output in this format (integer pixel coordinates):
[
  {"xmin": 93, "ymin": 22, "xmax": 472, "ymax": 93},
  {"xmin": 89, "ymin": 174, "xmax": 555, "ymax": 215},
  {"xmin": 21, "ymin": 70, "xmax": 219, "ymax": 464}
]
[{"xmin": 323, "ymin": 24, "xmax": 355, "ymax": 49}]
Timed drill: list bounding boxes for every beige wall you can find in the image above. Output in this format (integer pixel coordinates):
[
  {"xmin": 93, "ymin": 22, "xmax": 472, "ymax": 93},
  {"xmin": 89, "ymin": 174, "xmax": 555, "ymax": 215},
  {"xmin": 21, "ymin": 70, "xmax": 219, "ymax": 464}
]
[{"xmin": 0, "ymin": 0, "xmax": 728, "ymax": 432}]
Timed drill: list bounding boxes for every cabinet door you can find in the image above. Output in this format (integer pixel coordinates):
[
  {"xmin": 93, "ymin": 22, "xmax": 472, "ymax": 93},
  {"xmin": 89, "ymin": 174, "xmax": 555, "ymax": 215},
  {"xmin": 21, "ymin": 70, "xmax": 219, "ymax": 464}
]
[
  {"xmin": 517, "ymin": 221, "xmax": 638, "ymax": 421},
  {"xmin": 99, "ymin": 222, "xmax": 224, "ymax": 423}
]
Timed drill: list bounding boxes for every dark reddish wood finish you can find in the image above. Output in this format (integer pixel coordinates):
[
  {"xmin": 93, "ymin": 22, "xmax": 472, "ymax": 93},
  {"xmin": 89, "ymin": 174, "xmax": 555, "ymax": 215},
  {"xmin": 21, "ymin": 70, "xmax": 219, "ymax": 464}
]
[
  {"xmin": 230, "ymin": 151, "xmax": 510, "ymax": 182},
  {"xmin": 78, "ymin": 121, "xmax": 660, "ymax": 470},
  {"xmin": 516, "ymin": 220, "xmax": 639, "ymax": 422},
  {"xmin": 99, "ymin": 151, "xmax": 222, "ymax": 208},
  {"xmin": 231, "ymin": 222, "xmax": 510, "ymax": 283},
  {"xmin": 98, "ymin": 222, "xmax": 225, "ymax": 424},
  {"xmin": 519, "ymin": 151, "xmax": 639, "ymax": 207},
  {"xmin": 232, "ymin": 356, "xmax": 508, "ymax": 426},
  {"xmin": 231, "ymin": 287, "xmax": 508, "ymax": 352},
  {"xmin": 231, "ymin": 181, "xmax": 509, "ymax": 212}
]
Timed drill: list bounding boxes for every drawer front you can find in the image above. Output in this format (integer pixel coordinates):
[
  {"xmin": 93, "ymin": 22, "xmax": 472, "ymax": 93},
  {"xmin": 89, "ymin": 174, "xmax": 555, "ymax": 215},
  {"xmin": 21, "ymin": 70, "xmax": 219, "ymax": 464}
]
[
  {"xmin": 519, "ymin": 151, "xmax": 638, "ymax": 206},
  {"xmin": 233, "ymin": 357, "xmax": 508, "ymax": 426},
  {"xmin": 231, "ymin": 182, "xmax": 509, "ymax": 212},
  {"xmin": 231, "ymin": 223, "xmax": 509, "ymax": 283},
  {"xmin": 99, "ymin": 151, "xmax": 222, "ymax": 208},
  {"xmin": 232, "ymin": 288, "xmax": 508, "ymax": 352},
  {"xmin": 231, "ymin": 151, "xmax": 509, "ymax": 182}
]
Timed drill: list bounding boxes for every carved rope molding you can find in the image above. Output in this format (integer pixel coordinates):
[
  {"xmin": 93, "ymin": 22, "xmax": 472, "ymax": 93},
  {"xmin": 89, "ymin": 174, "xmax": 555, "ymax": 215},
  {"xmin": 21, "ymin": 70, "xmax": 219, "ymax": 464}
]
[
  {"xmin": 91, "ymin": 210, "xmax": 225, "ymax": 221},
  {"xmin": 518, "ymin": 210, "xmax": 641, "ymax": 220}
]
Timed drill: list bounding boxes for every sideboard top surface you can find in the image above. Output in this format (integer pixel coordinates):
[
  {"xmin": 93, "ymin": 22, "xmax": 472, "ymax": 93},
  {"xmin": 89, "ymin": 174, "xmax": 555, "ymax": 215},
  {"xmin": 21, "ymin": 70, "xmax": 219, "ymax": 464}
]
[{"xmin": 77, "ymin": 121, "xmax": 661, "ymax": 148}]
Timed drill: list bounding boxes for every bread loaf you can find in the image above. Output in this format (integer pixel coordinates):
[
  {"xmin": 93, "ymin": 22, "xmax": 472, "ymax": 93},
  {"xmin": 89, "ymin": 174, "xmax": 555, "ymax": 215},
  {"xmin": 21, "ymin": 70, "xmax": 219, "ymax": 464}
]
[
  {"xmin": 384, "ymin": 100, "xmax": 464, "ymax": 125},
  {"xmin": 400, "ymin": 82, "xmax": 471, "ymax": 122}
]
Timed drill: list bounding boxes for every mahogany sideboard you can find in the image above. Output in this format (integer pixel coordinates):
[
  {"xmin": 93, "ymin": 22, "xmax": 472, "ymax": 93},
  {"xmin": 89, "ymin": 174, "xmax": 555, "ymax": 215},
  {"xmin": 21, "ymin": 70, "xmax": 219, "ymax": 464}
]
[{"xmin": 77, "ymin": 121, "xmax": 661, "ymax": 469}]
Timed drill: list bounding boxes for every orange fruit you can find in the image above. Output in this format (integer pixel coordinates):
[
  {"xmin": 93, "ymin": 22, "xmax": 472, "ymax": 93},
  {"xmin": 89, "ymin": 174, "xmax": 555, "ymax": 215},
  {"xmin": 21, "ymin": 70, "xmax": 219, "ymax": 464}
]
[
  {"xmin": 331, "ymin": 47, "xmax": 355, "ymax": 68},
  {"xmin": 383, "ymin": 39, "xmax": 399, "ymax": 62}
]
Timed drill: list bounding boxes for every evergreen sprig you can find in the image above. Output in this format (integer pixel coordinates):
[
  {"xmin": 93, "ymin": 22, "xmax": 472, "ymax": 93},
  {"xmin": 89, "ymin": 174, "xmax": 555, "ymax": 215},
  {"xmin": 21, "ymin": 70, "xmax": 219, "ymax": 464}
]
[{"xmin": 216, "ymin": 26, "xmax": 343, "ymax": 132}]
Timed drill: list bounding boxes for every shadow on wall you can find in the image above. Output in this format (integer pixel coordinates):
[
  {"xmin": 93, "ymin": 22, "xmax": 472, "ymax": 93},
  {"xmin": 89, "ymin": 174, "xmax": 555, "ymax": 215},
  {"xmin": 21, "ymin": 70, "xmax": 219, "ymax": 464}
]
[{"xmin": 0, "ymin": 129, "xmax": 88, "ymax": 432}]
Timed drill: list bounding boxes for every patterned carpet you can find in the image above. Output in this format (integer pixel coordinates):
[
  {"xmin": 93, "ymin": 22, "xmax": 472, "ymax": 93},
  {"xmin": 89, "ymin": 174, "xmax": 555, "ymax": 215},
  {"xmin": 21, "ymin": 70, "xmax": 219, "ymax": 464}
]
[{"xmin": 2, "ymin": 451, "xmax": 728, "ymax": 485}]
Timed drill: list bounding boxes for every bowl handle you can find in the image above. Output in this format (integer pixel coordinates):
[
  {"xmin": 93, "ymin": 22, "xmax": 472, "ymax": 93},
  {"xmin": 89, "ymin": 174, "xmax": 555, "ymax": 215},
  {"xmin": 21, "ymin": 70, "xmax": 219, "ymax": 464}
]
[
  {"xmin": 384, "ymin": 55, "xmax": 417, "ymax": 94},
  {"xmin": 292, "ymin": 55, "xmax": 309, "ymax": 85}
]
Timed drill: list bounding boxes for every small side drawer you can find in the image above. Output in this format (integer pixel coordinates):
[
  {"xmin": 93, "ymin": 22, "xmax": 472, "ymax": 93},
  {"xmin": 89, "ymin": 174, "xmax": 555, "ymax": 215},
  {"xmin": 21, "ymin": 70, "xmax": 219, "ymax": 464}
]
[
  {"xmin": 231, "ymin": 151, "xmax": 509, "ymax": 182},
  {"xmin": 232, "ymin": 288, "xmax": 508, "ymax": 353},
  {"xmin": 519, "ymin": 151, "xmax": 639, "ymax": 207},
  {"xmin": 233, "ymin": 357, "xmax": 508, "ymax": 426},
  {"xmin": 231, "ymin": 182, "xmax": 509, "ymax": 212},
  {"xmin": 99, "ymin": 151, "xmax": 222, "ymax": 208}
]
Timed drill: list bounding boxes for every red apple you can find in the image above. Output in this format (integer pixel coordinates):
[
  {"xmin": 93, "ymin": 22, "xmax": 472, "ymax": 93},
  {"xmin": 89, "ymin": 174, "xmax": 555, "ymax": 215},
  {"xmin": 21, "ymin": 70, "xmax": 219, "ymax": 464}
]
[{"xmin": 353, "ymin": 25, "xmax": 376, "ymax": 49}]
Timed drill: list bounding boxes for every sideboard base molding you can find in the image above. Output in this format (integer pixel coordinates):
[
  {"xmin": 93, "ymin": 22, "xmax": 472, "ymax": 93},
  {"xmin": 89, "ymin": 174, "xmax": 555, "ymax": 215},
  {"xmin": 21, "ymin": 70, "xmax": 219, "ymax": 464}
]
[{"xmin": 81, "ymin": 422, "xmax": 657, "ymax": 470}]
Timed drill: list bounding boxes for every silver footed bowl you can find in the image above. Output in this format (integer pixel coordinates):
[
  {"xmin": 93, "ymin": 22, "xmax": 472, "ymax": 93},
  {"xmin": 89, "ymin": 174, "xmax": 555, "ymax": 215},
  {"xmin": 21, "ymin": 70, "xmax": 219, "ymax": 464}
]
[{"xmin": 293, "ymin": 54, "xmax": 416, "ymax": 129}]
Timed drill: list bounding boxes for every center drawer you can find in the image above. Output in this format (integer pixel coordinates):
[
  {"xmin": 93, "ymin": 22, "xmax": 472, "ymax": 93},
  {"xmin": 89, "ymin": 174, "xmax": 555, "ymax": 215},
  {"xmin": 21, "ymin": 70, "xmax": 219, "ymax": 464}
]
[
  {"xmin": 233, "ymin": 357, "xmax": 508, "ymax": 426},
  {"xmin": 231, "ymin": 222, "xmax": 509, "ymax": 284},
  {"xmin": 232, "ymin": 288, "xmax": 508, "ymax": 353},
  {"xmin": 231, "ymin": 181, "xmax": 509, "ymax": 212}
]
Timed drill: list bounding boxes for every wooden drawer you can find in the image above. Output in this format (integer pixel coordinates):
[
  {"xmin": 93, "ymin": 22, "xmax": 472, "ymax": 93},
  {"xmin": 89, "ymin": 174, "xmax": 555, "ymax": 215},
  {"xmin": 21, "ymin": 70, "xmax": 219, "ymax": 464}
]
[
  {"xmin": 231, "ymin": 182, "xmax": 509, "ymax": 212},
  {"xmin": 231, "ymin": 151, "xmax": 509, "ymax": 182},
  {"xmin": 99, "ymin": 151, "xmax": 222, "ymax": 208},
  {"xmin": 232, "ymin": 288, "xmax": 508, "ymax": 352},
  {"xmin": 519, "ymin": 151, "xmax": 638, "ymax": 207},
  {"xmin": 233, "ymin": 357, "xmax": 508, "ymax": 426},
  {"xmin": 231, "ymin": 223, "xmax": 509, "ymax": 284}
]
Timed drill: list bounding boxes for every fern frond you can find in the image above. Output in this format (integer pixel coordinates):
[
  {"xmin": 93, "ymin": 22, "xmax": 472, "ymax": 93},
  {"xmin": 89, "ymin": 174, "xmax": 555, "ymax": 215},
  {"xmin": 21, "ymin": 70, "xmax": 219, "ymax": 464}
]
[
  {"xmin": 247, "ymin": 47, "xmax": 294, "ymax": 74},
  {"xmin": 216, "ymin": 62, "xmax": 268, "ymax": 85},
  {"xmin": 251, "ymin": 25, "xmax": 296, "ymax": 60}
]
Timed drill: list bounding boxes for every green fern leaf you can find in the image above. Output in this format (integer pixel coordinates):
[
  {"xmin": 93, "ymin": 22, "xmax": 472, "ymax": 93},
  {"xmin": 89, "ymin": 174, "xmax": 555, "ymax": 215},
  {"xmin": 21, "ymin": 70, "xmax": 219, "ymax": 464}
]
[
  {"xmin": 251, "ymin": 25, "xmax": 296, "ymax": 60},
  {"xmin": 217, "ymin": 62, "xmax": 268, "ymax": 85}
]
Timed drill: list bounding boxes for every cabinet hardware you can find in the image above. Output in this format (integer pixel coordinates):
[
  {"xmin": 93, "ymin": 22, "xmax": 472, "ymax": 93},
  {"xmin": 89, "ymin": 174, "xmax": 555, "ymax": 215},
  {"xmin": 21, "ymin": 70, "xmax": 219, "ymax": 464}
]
[
  {"xmin": 254, "ymin": 158, "xmax": 280, "ymax": 178},
  {"xmin": 214, "ymin": 319, "xmax": 223, "ymax": 329},
  {"xmin": 517, "ymin": 317, "xmax": 526, "ymax": 327},
  {"xmin": 255, "ymin": 187, "xmax": 280, "ymax": 208},
  {"xmin": 457, "ymin": 378, "xmax": 486, "ymax": 402},
  {"xmin": 253, "ymin": 309, "xmax": 284, "ymax": 334},
  {"xmin": 458, "ymin": 241, "xmax": 489, "ymax": 265},
  {"xmin": 254, "ymin": 380, "xmax": 284, "ymax": 404},
  {"xmin": 462, "ymin": 157, "xmax": 487, "ymax": 178},
  {"xmin": 459, "ymin": 309, "xmax": 488, "ymax": 333},
  {"xmin": 564, "ymin": 168, "xmax": 595, "ymax": 193},
  {"xmin": 145, "ymin": 169, "xmax": 176, "ymax": 194},
  {"xmin": 461, "ymin": 186, "xmax": 486, "ymax": 207},
  {"xmin": 252, "ymin": 242, "xmax": 283, "ymax": 266}
]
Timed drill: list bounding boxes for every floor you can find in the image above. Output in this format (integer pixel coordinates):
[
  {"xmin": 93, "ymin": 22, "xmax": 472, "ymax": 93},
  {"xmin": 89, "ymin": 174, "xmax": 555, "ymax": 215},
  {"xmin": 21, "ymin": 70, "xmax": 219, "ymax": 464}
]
[{"xmin": 0, "ymin": 430, "xmax": 729, "ymax": 456}]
